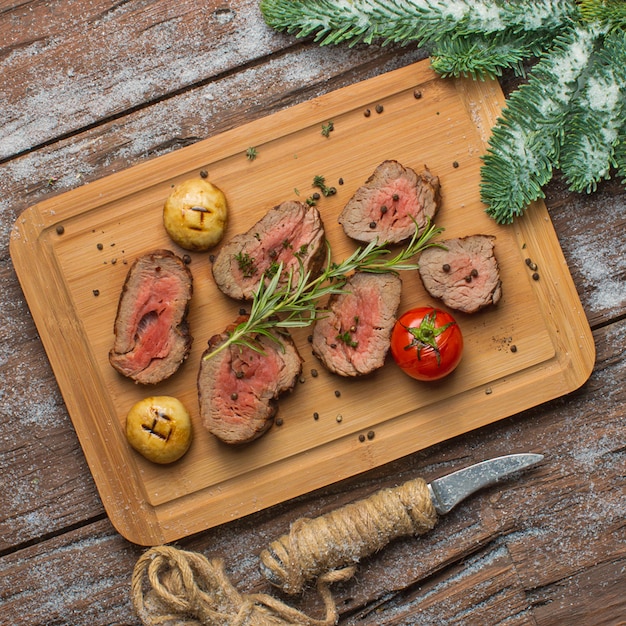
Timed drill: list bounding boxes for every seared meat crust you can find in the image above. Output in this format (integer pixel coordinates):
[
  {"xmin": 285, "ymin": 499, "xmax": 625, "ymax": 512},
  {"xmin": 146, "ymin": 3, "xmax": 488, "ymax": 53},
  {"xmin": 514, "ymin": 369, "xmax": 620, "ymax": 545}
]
[
  {"xmin": 418, "ymin": 235, "xmax": 502, "ymax": 313},
  {"xmin": 109, "ymin": 249, "xmax": 193, "ymax": 384},
  {"xmin": 339, "ymin": 160, "xmax": 440, "ymax": 244},
  {"xmin": 312, "ymin": 272, "xmax": 402, "ymax": 376}
]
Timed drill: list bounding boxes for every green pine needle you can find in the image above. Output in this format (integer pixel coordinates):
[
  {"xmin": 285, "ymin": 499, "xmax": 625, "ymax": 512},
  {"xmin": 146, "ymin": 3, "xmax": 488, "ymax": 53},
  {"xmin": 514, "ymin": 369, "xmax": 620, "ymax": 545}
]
[
  {"xmin": 261, "ymin": 0, "xmax": 626, "ymax": 223},
  {"xmin": 430, "ymin": 31, "xmax": 552, "ymax": 79},
  {"xmin": 558, "ymin": 29, "xmax": 626, "ymax": 192},
  {"xmin": 481, "ymin": 24, "xmax": 599, "ymax": 222}
]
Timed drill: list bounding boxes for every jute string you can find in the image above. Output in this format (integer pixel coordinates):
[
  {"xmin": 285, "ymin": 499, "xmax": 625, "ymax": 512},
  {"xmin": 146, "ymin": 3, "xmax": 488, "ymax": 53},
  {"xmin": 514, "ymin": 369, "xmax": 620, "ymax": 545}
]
[
  {"xmin": 132, "ymin": 545, "xmax": 353, "ymax": 625},
  {"xmin": 259, "ymin": 477, "xmax": 437, "ymax": 594},
  {"xmin": 131, "ymin": 477, "xmax": 437, "ymax": 624}
]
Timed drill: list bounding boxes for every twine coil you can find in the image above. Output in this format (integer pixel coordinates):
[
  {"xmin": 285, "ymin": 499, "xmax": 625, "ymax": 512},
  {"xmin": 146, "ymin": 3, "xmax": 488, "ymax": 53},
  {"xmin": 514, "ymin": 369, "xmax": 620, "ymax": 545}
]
[
  {"xmin": 131, "ymin": 545, "xmax": 353, "ymax": 626},
  {"xmin": 259, "ymin": 477, "xmax": 438, "ymax": 594},
  {"xmin": 131, "ymin": 477, "xmax": 437, "ymax": 624}
]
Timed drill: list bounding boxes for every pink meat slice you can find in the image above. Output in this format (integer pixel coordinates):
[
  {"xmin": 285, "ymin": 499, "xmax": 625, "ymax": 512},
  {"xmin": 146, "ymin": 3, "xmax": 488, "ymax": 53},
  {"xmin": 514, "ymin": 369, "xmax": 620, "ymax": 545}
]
[
  {"xmin": 339, "ymin": 160, "xmax": 440, "ymax": 244},
  {"xmin": 312, "ymin": 272, "xmax": 402, "ymax": 376},
  {"xmin": 198, "ymin": 319, "xmax": 303, "ymax": 444},
  {"xmin": 417, "ymin": 235, "xmax": 502, "ymax": 313},
  {"xmin": 109, "ymin": 250, "xmax": 193, "ymax": 384},
  {"xmin": 212, "ymin": 201, "xmax": 325, "ymax": 300}
]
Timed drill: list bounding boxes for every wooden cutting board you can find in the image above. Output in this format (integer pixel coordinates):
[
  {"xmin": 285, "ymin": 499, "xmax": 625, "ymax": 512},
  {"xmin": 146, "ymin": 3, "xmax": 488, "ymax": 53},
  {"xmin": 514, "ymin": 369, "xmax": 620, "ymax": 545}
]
[{"xmin": 10, "ymin": 59, "xmax": 595, "ymax": 546}]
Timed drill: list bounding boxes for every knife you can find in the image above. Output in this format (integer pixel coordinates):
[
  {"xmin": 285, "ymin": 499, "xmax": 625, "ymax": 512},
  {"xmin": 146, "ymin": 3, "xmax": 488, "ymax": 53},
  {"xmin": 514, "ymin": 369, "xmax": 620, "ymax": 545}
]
[{"xmin": 259, "ymin": 453, "xmax": 543, "ymax": 594}]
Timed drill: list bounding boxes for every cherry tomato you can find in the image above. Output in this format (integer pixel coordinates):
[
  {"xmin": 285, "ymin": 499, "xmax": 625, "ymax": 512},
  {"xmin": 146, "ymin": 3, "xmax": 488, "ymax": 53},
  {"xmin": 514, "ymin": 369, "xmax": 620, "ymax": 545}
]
[{"xmin": 391, "ymin": 306, "xmax": 463, "ymax": 381}]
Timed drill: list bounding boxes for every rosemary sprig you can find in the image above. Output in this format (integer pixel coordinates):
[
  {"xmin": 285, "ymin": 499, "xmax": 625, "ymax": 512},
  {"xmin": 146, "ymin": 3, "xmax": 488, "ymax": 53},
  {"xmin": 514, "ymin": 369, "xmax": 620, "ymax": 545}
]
[{"xmin": 203, "ymin": 219, "xmax": 444, "ymax": 360}]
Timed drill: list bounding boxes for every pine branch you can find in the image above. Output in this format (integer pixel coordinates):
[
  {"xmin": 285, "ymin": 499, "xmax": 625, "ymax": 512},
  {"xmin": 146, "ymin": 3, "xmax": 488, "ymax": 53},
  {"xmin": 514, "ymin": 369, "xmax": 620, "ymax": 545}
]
[
  {"xmin": 260, "ymin": 0, "xmax": 576, "ymax": 48},
  {"xmin": 480, "ymin": 24, "xmax": 599, "ymax": 222},
  {"xmin": 559, "ymin": 28, "xmax": 626, "ymax": 192},
  {"xmin": 579, "ymin": 0, "xmax": 626, "ymax": 28},
  {"xmin": 430, "ymin": 30, "xmax": 553, "ymax": 79}
]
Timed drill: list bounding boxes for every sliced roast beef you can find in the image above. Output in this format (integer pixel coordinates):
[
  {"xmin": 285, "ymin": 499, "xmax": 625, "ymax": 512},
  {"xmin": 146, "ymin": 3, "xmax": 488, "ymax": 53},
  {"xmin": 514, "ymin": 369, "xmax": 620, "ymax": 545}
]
[
  {"xmin": 212, "ymin": 201, "xmax": 326, "ymax": 300},
  {"xmin": 418, "ymin": 235, "xmax": 502, "ymax": 314},
  {"xmin": 198, "ymin": 318, "xmax": 303, "ymax": 444},
  {"xmin": 109, "ymin": 249, "xmax": 193, "ymax": 384},
  {"xmin": 312, "ymin": 271, "xmax": 402, "ymax": 377},
  {"xmin": 338, "ymin": 160, "xmax": 440, "ymax": 244}
]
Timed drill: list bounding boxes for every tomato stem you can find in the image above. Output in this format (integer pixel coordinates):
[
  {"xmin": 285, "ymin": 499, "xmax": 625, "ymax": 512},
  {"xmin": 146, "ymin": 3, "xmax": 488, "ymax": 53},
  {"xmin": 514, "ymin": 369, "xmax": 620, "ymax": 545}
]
[{"xmin": 402, "ymin": 309, "xmax": 455, "ymax": 366}]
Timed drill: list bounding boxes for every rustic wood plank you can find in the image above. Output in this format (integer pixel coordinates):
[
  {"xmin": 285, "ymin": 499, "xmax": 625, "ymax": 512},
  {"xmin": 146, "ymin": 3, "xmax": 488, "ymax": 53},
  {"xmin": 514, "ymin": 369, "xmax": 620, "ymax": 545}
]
[
  {"xmin": 0, "ymin": 0, "xmax": 428, "ymax": 162},
  {"xmin": 0, "ymin": 45, "xmax": 427, "ymax": 548},
  {"xmin": 342, "ymin": 546, "xmax": 536, "ymax": 625},
  {"xmin": 2, "ymin": 308, "xmax": 623, "ymax": 626},
  {"xmin": 543, "ymin": 174, "xmax": 626, "ymax": 327},
  {"xmin": 1, "ymin": 2, "xmax": 625, "ymax": 622},
  {"xmin": 1, "ymin": 0, "xmax": 290, "ymax": 159},
  {"xmin": 529, "ymin": 558, "xmax": 626, "ymax": 626},
  {"xmin": 0, "ymin": 519, "xmax": 142, "ymax": 623}
]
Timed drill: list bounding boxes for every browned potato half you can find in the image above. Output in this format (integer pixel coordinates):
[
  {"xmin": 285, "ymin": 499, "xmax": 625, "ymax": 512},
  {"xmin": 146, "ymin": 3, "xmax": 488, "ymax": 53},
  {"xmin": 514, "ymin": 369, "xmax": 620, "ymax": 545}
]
[
  {"xmin": 163, "ymin": 178, "xmax": 228, "ymax": 251},
  {"xmin": 125, "ymin": 396, "xmax": 192, "ymax": 464}
]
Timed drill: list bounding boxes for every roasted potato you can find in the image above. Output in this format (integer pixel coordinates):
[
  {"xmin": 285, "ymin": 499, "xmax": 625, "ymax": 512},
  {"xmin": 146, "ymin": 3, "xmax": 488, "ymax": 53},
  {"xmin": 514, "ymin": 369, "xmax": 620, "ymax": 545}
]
[
  {"xmin": 125, "ymin": 396, "xmax": 192, "ymax": 464},
  {"xmin": 163, "ymin": 178, "xmax": 228, "ymax": 251}
]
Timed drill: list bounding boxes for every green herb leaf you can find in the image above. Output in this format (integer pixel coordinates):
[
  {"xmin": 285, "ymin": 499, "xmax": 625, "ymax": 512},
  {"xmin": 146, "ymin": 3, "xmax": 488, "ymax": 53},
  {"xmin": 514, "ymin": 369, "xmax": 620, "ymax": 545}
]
[{"xmin": 204, "ymin": 218, "xmax": 444, "ymax": 360}]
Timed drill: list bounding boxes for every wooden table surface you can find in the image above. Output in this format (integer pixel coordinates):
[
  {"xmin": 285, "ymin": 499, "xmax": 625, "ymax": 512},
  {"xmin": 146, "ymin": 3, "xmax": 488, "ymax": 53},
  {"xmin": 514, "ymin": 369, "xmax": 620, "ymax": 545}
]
[{"xmin": 1, "ymin": 2, "xmax": 624, "ymax": 624}]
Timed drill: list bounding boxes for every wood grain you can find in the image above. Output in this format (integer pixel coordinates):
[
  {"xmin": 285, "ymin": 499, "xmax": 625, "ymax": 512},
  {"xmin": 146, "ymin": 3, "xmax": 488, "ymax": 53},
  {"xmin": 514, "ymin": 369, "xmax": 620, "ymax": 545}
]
[
  {"xmin": 1, "ymin": 0, "xmax": 624, "ymax": 623},
  {"xmin": 10, "ymin": 60, "xmax": 594, "ymax": 545}
]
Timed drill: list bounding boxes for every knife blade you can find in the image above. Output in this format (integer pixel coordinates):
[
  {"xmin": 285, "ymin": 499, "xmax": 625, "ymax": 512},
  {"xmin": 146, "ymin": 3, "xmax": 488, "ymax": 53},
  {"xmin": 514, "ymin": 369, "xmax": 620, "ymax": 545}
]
[
  {"xmin": 428, "ymin": 452, "xmax": 544, "ymax": 514},
  {"xmin": 259, "ymin": 453, "xmax": 543, "ymax": 594}
]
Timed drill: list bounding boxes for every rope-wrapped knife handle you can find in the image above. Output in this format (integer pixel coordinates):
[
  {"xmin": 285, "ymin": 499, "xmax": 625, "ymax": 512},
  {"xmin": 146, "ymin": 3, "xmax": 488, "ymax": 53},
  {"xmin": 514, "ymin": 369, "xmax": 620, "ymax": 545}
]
[{"xmin": 259, "ymin": 477, "xmax": 438, "ymax": 594}]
